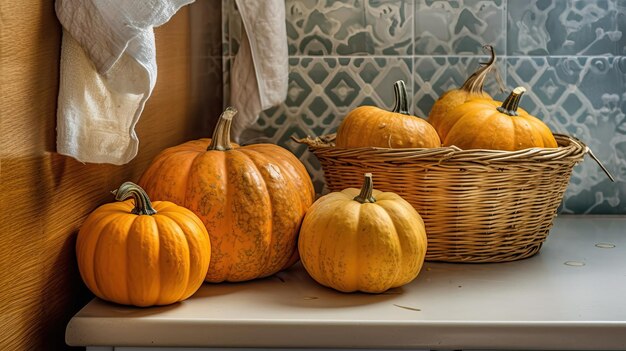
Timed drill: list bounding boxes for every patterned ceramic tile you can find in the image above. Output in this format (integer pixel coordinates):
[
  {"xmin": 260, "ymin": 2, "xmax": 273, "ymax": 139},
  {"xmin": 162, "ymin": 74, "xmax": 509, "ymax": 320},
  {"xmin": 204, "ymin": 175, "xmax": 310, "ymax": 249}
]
[
  {"xmin": 414, "ymin": 0, "xmax": 506, "ymax": 55},
  {"xmin": 221, "ymin": 0, "xmax": 626, "ymax": 213},
  {"xmin": 619, "ymin": 0, "xmax": 626, "ymax": 55},
  {"xmin": 285, "ymin": 0, "xmax": 413, "ymax": 55},
  {"xmin": 507, "ymin": 0, "xmax": 621, "ymax": 55},
  {"xmin": 507, "ymin": 56, "xmax": 626, "ymax": 213},
  {"xmin": 239, "ymin": 57, "xmax": 413, "ymax": 193},
  {"xmin": 413, "ymin": 55, "xmax": 508, "ymax": 118}
]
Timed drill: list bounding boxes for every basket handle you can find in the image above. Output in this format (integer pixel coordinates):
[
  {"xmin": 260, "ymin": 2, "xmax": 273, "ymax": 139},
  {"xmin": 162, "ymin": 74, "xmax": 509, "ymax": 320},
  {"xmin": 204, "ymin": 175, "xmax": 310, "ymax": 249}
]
[{"xmin": 585, "ymin": 147, "xmax": 615, "ymax": 182}]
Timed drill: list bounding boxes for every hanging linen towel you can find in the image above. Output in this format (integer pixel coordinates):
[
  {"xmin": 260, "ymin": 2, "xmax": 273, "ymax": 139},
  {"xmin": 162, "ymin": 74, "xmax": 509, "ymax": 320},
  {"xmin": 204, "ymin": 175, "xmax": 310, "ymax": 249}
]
[
  {"xmin": 55, "ymin": 0, "xmax": 194, "ymax": 165},
  {"xmin": 230, "ymin": 0, "xmax": 289, "ymax": 142}
]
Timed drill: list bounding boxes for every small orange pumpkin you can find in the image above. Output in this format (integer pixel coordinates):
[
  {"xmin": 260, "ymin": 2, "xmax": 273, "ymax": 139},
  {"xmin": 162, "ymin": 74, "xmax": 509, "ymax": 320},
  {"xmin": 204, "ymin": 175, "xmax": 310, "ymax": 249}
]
[
  {"xmin": 138, "ymin": 107, "xmax": 315, "ymax": 283},
  {"xmin": 335, "ymin": 80, "xmax": 441, "ymax": 148},
  {"xmin": 428, "ymin": 45, "xmax": 499, "ymax": 139},
  {"xmin": 441, "ymin": 87, "xmax": 558, "ymax": 150},
  {"xmin": 76, "ymin": 182, "xmax": 211, "ymax": 307}
]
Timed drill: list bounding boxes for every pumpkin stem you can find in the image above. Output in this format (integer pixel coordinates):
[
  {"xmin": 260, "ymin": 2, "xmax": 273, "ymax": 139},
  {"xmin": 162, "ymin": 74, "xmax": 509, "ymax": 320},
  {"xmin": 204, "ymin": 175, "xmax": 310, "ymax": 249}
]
[
  {"xmin": 461, "ymin": 44, "xmax": 503, "ymax": 94},
  {"xmin": 112, "ymin": 182, "xmax": 157, "ymax": 216},
  {"xmin": 392, "ymin": 80, "xmax": 410, "ymax": 115},
  {"xmin": 353, "ymin": 173, "xmax": 377, "ymax": 204},
  {"xmin": 207, "ymin": 107, "xmax": 238, "ymax": 151},
  {"xmin": 497, "ymin": 87, "xmax": 527, "ymax": 116}
]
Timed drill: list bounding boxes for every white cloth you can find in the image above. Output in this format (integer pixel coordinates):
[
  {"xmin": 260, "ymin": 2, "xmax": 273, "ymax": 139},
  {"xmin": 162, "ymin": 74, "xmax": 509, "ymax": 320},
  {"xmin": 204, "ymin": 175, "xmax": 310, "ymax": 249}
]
[
  {"xmin": 55, "ymin": 0, "xmax": 194, "ymax": 165},
  {"xmin": 230, "ymin": 0, "xmax": 289, "ymax": 142}
]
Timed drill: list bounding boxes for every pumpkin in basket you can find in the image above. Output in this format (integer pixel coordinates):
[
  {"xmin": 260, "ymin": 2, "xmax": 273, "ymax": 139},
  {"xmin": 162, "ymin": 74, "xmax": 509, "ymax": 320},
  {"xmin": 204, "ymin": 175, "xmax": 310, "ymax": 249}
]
[
  {"xmin": 335, "ymin": 80, "xmax": 441, "ymax": 148},
  {"xmin": 76, "ymin": 182, "xmax": 211, "ymax": 307},
  {"xmin": 440, "ymin": 87, "xmax": 558, "ymax": 150},
  {"xmin": 138, "ymin": 107, "xmax": 315, "ymax": 283},
  {"xmin": 298, "ymin": 173, "xmax": 428, "ymax": 293},
  {"xmin": 428, "ymin": 45, "xmax": 500, "ymax": 139}
]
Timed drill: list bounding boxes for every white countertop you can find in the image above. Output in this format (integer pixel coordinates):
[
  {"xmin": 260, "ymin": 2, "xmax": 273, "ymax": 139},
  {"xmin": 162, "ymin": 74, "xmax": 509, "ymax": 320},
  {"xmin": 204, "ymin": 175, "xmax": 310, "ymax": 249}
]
[{"xmin": 66, "ymin": 215, "xmax": 626, "ymax": 350}]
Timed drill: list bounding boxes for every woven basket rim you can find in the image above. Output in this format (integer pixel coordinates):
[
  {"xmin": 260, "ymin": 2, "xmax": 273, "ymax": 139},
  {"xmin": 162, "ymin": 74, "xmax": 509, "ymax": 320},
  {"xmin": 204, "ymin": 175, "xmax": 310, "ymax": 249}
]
[{"xmin": 295, "ymin": 133, "xmax": 590, "ymax": 164}]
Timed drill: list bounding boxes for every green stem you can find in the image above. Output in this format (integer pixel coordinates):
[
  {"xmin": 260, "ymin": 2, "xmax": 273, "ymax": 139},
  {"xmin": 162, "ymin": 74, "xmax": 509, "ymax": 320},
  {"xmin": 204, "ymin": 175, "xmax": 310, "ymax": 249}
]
[
  {"xmin": 461, "ymin": 44, "xmax": 498, "ymax": 94},
  {"xmin": 353, "ymin": 173, "xmax": 376, "ymax": 203},
  {"xmin": 392, "ymin": 80, "xmax": 409, "ymax": 115},
  {"xmin": 112, "ymin": 182, "xmax": 157, "ymax": 215},
  {"xmin": 497, "ymin": 87, "xmax": 526, "ymax": 116},
  {"xmin": 207, "ymin": 107, "xmax": 238, "ymax": 151}
]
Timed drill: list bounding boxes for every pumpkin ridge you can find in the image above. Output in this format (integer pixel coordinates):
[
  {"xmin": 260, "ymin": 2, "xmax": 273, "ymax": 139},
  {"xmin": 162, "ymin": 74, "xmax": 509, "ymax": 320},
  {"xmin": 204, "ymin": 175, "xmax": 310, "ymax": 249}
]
[
  {"xmin": 153, "ymin": 215, "xmax": 190, "ymax": 304},
  {"xmin": 378, "ymin": 204, "xmax": 404, "ymax": 288},
  {"xmin": 93, "ymin": 214, "xmax": 133, "ymax": 304},
  {"xmin": 167, "ymin": 210, "xmax": 210, "ymax": 300},
  {"xmin": 377, "ymin": 199, "xmax": 426, "ymax": 287},
  {"xmin": 158, "ymin": 214, "xmax": 194, "ymax": 303},
  {"xmin": 182, "ymin": 150, "xmax": 207, "ymax": 210},
  {"xmin": 77, "ymin": 211, "xmax": 115, "ymax": 299},
  {"xmin": 355, "ymin": 204, "xmax": 396, "ymax": 292},
  {"xmin": 235, "ymin": 148, "xmax": 278, "ymax": 278},
  {"xmin": 224, "ymin": 150, "xmax": 273, "ymax": 282},
  {"xmin": 249, "ymin": 144, "xmax": 315, "ymax": 210},
  {"xmin": 127, "ymin": 215, "xmax": 160, "ymax": 306},
  {"xmin": 209, "ymin": 150, "xmax": 232, "ymax": 283}
]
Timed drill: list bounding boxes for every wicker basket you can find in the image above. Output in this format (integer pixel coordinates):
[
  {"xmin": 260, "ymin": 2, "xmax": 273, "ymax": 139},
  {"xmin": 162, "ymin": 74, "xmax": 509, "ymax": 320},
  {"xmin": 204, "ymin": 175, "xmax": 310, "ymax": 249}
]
[{"xmin": 297, "ymin": 133, "xmax": 602, "ymax": 263}]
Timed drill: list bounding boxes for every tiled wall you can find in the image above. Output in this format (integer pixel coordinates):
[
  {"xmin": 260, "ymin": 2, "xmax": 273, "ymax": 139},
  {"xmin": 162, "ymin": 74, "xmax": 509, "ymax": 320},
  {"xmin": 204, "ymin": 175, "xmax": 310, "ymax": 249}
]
[{"xmin": 223, "ymin": 0, "xmax": 626, "ymax": 214}]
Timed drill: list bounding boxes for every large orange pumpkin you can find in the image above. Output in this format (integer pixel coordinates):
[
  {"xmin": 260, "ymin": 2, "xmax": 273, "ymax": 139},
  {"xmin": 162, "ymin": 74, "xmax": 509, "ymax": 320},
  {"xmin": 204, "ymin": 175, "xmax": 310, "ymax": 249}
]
[
  {"xmin": 428, "ymin": 45, "xmax": 499, "ymax": 140},
  {"xmin": 76, "ymin": 182, "xmax": 211, "ymax": 307},
  {"xmin": 335, "ymin": 80, "xmax": 441, "ymax": 148},
  {"xmin": 138, "ymin": 107, "xmax": 315, "ymax": 283},
  {"xmin": 441, "ymin": 87, "xmax": 558, "ymax": 150}
]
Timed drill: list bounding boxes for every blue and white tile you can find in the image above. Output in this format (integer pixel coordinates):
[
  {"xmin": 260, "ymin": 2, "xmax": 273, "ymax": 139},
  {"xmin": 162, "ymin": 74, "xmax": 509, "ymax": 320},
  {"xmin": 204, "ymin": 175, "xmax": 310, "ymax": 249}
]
[
  {"xmin": 240, "ymin": 57, "xmax": 413, "ymax": 193},
  {"xmin": 507, "ymin": 56, "xmax": 626, "ymax": 214},
  {"xmin": 507, "ymin": 0, "xmax": 621, "ymax": 55},
  {"xmin": 285, "ymin": 0, "xmax": 413, "ymax": 55},
  {"xmin": 414, "ymin": 0, "xmax": 506, "ymax": 55},
  {"xmin": 618, "ymin": 0, "xmax": 626, "ymax": 55}
]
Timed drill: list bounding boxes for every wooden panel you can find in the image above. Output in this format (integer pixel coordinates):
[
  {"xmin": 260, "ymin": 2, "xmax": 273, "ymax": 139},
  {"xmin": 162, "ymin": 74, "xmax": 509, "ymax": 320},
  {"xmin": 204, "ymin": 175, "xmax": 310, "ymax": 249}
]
[{"xmin": 0, "ymin": 1, "xmax": 222, "ymax": 350}]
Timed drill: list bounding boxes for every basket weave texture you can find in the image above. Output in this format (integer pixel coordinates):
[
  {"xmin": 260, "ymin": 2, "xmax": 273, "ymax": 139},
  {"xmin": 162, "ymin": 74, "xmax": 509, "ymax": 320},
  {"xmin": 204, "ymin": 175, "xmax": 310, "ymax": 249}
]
[{"xmin": 298, "ymin": 134, "xmax": 588, "ymax": 263}]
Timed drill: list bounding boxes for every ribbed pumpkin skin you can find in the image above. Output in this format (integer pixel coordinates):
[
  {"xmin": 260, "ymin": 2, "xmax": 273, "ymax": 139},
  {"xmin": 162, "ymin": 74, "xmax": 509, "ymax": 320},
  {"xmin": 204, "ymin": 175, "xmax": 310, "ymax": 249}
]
[
  {"xmin": 76, "ymin": 200, "xmax": 211, "ymax": 307},
  {"xmin": 298, "ymin": 186, "xmax": 427, "ymax": 293},
  {"xmin": 138, "ymin": 140, "xmax": 315, "ymax": 283},
  {"xmin": 335, "ymin": 106, "xmax": 441, "ymax": 148},
  {"xmin": 428, "ymin": 45, "xmax": 498, "ymax": 140},
  {"xmin": 441, "ymin": 90, "xmax": 558, "ymax": 151},
  {"xmin": 428, "ymin": 89, "xmax": 491, "ymax": 137}
]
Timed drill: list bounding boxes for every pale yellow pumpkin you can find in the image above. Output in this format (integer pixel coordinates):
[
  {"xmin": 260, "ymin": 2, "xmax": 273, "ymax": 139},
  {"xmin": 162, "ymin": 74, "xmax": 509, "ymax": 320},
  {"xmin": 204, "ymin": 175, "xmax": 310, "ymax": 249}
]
[{"xmin": 298, "ymin": 174, "xmax": 428, "ymax": 293}]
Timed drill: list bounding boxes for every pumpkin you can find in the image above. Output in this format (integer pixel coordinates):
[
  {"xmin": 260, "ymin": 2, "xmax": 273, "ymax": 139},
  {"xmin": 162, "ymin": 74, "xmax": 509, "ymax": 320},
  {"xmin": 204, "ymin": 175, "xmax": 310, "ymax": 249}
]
[
  {"xmin": 76, "ymin": 182, "xmax": 211, "ymax": 307},
  {"xmin": 428, "ymin": 45, "xmax": 499, "ymax": 139},
  {"xmin": 298, "ymin": 173, "xmax": 428, "ymax": 293},
  {"xmin": 335, "ymin": 80, "xmax": 441, "ymax": 148},
  {"xmin": 138, "ymin": 107, "xmax": 315, "ymax": 283},
  {"xmin": 440, "ymin": 86, "xmax": 558, "ymax": 150}
]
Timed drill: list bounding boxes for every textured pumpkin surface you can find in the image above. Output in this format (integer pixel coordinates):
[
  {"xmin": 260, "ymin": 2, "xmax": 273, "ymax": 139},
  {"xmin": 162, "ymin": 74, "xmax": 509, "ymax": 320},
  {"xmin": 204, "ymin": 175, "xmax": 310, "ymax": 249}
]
[
  {"xmin": 139, "ymin": 110, "xmax": 315, "ymax": 283},
  {"xmin": 428, "ymin": 89, "xmax": 491, "ymax": 136},
  {"xmin": 335, "ymin": 81, "xmax": 441, "ymax": 149},
  {"xmin": 298, "ymin": 176, "xmax": 427, "ymax": 293},
  {"xmin": 76, "ymin": 197, "xmax": 211, "ymax": 307},
  {"xmin": 441, "ymin": 88, "xmax": 558, "ymax": 150},
  {"xmin": 335, "ymin": 106, "xmax": 441, "ymax": 148},
  {"xmin": 428, "ymin": 45, "xmax": 498, "ymax": 140}
]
